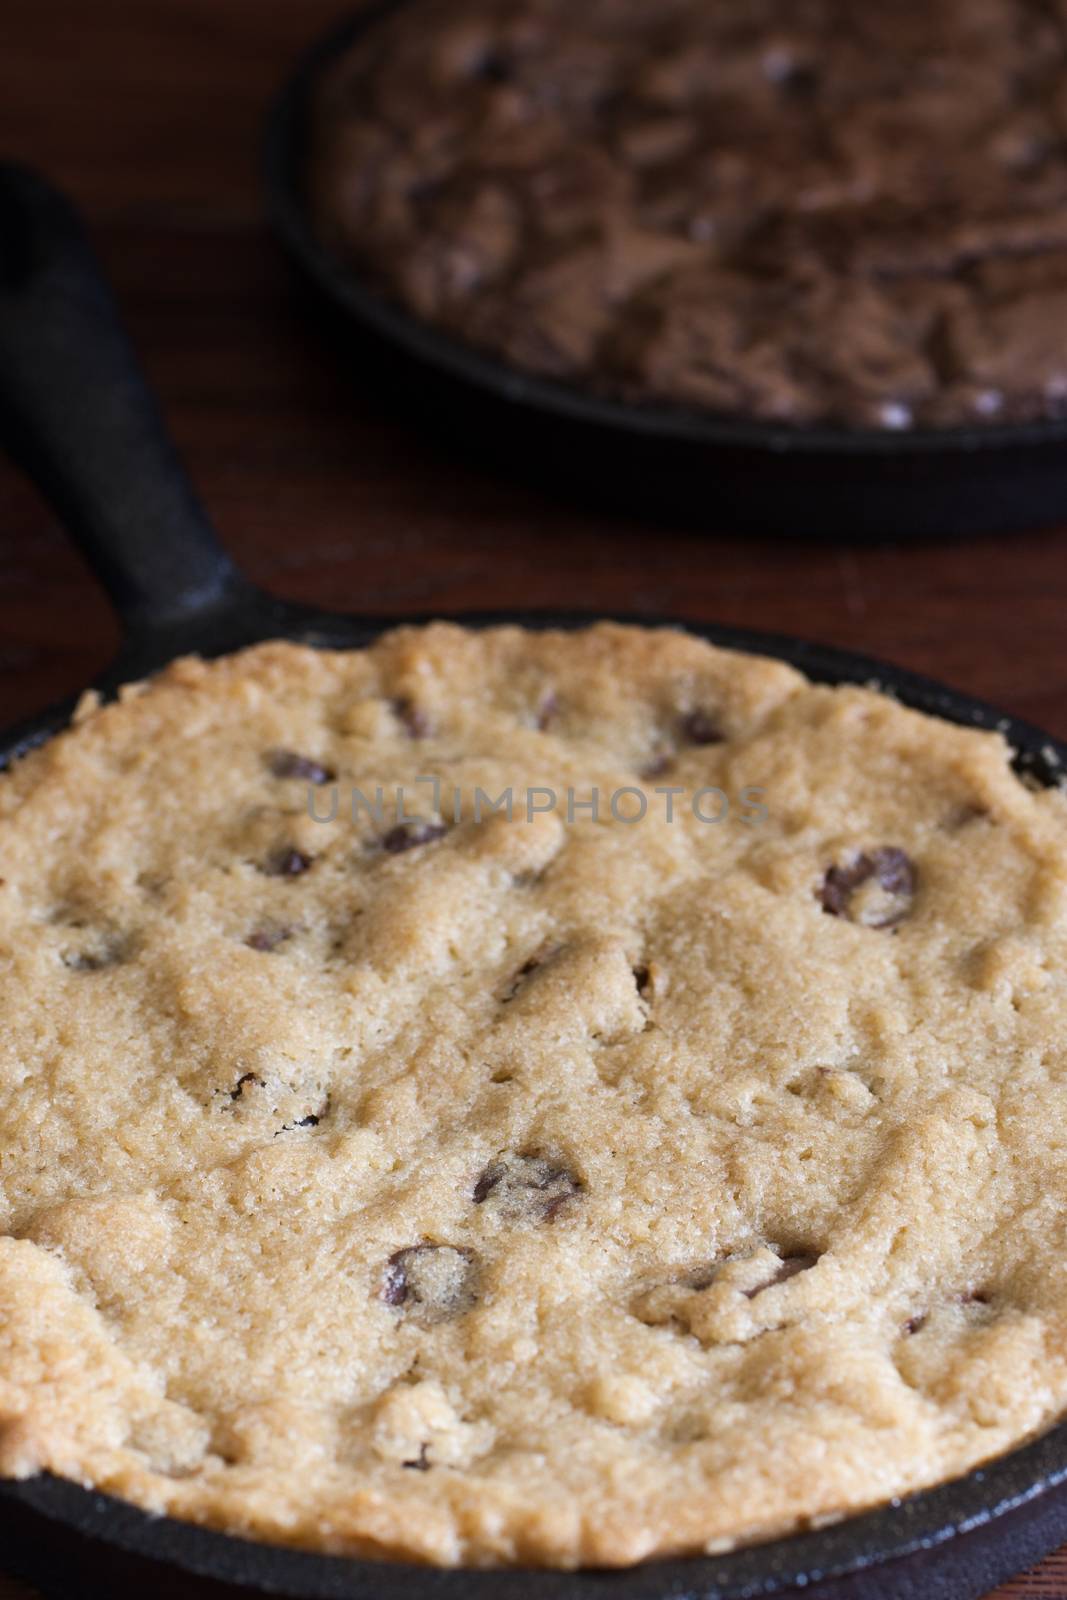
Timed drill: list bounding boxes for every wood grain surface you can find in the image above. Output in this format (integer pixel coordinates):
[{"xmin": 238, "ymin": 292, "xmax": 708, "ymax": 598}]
[{"xmin": 2, "ymin": 3, "xmax": 1067, "ymax": 1596}]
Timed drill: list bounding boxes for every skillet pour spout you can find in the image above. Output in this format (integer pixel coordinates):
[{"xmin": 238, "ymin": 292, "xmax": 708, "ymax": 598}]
[{"xmin": 2, "ymin": 162, "xmax": 1067, "ymax": 1600}]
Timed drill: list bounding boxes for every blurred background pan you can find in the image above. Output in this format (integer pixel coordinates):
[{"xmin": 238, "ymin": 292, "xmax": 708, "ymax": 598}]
[{"xmin": 264, "ymin": 3, "xmax": 1067, "ymax": 543}]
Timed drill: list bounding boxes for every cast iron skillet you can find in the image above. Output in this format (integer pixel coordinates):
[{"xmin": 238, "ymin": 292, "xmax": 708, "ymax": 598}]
[
  {"xmin": 264, "ymin": 3, "xmax": 1067, "ymax": 542},
  {"xmin": 1, "ymin": 163, "xmax": 1067, "ymax": 1600}
]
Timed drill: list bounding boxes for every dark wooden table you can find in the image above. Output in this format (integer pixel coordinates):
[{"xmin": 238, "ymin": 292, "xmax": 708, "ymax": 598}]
[{"xmin": 2, "ymin": 3, "xmax": 1067, "ymax": 1596}]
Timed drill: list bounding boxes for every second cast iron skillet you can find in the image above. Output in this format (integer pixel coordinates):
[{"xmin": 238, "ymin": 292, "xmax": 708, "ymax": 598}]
[
  {"xmin": 1, "ymin": 163, "xmax": 1067, "ymax": 1600},
  {"xmin": 264, "ymin": 3, "xmax": 1067, "ymax": 542}
]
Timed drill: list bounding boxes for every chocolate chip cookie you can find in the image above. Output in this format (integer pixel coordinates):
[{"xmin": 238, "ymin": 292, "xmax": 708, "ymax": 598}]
[
  {"xmin": 312, "ymin": 0, "xmax": 1067, "ymax": 429},
  {"xmin": 2, "ymin": 624, "xmax": 1067, "ymax": 1566}
]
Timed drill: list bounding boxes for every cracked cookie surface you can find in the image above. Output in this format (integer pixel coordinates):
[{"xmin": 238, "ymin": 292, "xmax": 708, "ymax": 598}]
[{"xmin": 1, "ymin": 624, "xmax": 1067, "ymax": 1567}]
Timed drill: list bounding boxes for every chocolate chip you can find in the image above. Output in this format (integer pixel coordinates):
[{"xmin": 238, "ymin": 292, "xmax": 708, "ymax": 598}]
[
  {"xmin": 903, "ymin": 1313, "xmax": 928, "ymax": 1336},
  {"xmin": 871, "ymin": 848, "xmax": 915, "ymax": 896},
  {"xmin": 245, "ymin": 924, "xmax": 292, "ymax": 953},
  {"xmin": 819, "ymin": 847, "xmax": 917, "ymax": 928},
  {"xmin": 277, "ymin": 1102, "xmax": 326, "ymax": 1134},
  {"xmin": 264, "ymin": 848, "xmax": 313, "ymax": 878},
  {"xmin": 229, "ymin": 1072, "xmax": 263, "ymax": 1102},
  {"xmin": 633, "ymin": 964, "xmax": 651, "ymax": 997},
  {"xmin": 472, "ymin": 1165, "xmax": 503, "ymax": 1204},
  {"xmin": 743, "ymin": 1253, "xmax": 819, "ymax": 1299},
  {"xmin": 682, "ymin": 1263, "xmax": 720, "ymax": 1292},
  {"xmin": 268, "ymin": 750, "xmax": 335, "ymax": 784},
  {"xmin": 819, "ymin": 865, "xmax": 857, "ymax": 917},
  {"xmin": 680, "ymin": 710, "xmax": 723, "ymax": 746},
  {"xmin": 536, "ymin": 691, "xmax": 558, "ymax": 730},
  {"xmin": 382, "ymin": 821, "xmax": 448, "ymax": 854},
  {"xmin": 472, "ymin": 1152, "xmax": 582, "ymax": 1222},
  {"xmin": 395, "ymin": 698, "xmax": 433, "ymax": 740},
  {"xmin": 381, "ymin": 1259, "xmax": 408, "ymax": 1306},
  {"xmin": 474, "ymin": 48, "xmax": 514, "ymax": 84},
  {"xmin": 381, "ymin": 1245, "xmax": 479, "ymax": 1322},
  {"xmin": 402, "ymin": 1443, "xmax": 432, "ymax": 1471},
  {"xmin": 763, "ymin": 46, "xmax": 819, "ymax": 96}
]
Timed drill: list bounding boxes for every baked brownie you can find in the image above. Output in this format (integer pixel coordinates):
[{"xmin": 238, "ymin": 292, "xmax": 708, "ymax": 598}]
[
  {"xmin": 2, "ymin": 624, "xmax": 1067, "ymax": 1566},
  {"xmin": 312, "ymin": 0, "xmax": 1067, "ymax": 429}
]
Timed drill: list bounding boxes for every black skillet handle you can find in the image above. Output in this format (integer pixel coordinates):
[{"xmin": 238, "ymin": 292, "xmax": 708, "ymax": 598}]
[{"xmin": 0, "ymin": 163, "xmax": 254, "ymax": 638}]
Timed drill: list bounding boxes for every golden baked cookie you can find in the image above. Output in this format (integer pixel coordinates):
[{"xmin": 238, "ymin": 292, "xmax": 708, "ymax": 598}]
[{"xmin": 1, "ymin": 623, "xmax": 1066, "ymax": 1568}]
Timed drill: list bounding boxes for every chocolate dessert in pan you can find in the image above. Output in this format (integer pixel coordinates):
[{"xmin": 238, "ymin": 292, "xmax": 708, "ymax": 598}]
[
  {"xmin": 5, "ymin": 164, "xmax": 1067, "ymax": 1600},
  {"xmin": 266, "ymin": 0, "xmax": 1067, "ymax": 536}
]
